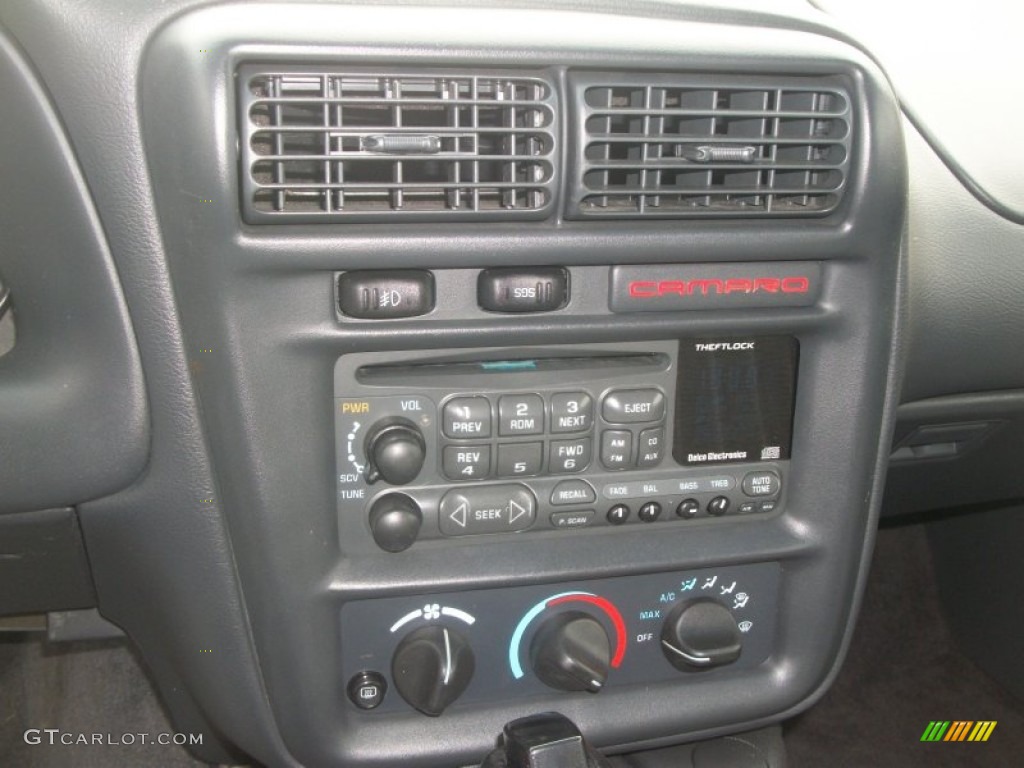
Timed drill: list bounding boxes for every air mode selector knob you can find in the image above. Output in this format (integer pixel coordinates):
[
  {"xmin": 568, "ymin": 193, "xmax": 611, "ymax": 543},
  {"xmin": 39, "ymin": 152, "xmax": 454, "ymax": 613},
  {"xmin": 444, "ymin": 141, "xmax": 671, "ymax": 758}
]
[
  {"xmin": 368, "ymin": 493, "xmax": 422, "ymax": 552},
  {"xmin": 660, "ymin": 599, "xmax": 742, "ymax": 672},
  {"xmin": 365, "ymin": 419, "xmax": 426, "ymax": 485},
  {"xmin": 392, "ymin": 625, "xmax": 475, "ymax": 716},
  {"xmin": 530, "ymin": 611, "xmax": 612, "ymax": 693}
]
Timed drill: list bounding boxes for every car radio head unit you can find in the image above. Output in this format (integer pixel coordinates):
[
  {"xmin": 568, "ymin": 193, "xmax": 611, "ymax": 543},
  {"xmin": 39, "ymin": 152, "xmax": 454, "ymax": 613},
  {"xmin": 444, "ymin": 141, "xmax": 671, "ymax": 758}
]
[{"xmin": 334, "ymin": 337, "xmax": 797, "ymax": 552}]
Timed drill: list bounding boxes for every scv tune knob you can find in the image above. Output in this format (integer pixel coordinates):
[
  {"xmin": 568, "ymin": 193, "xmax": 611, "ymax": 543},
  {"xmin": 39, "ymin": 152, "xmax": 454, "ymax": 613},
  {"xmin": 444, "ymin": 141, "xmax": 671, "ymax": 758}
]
[
  {"xmin": 368, "ymin": 493, "xmax": 422, "ymax": 552},
  {"xmin": 392, "ymin": 625, "xmax": 475, "ymax": 716},
  {"xmin": 660, "ymin": 598, "xmax": 742, "ymax": 672},
  {"xmin": 530, "ymin": 611, "xmax": 612, "ymax": 693}
]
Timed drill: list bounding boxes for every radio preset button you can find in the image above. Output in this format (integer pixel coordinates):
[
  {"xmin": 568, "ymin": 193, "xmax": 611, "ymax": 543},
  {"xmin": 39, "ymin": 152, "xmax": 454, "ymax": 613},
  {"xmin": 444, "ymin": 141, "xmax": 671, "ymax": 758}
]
[
  {"xmin": 707, "ymin": 496, "xmax": 731, "ymax": 516},
  {"xmin": 637, "ymin": 427, "xmax": 665, "ymax": 468},
  {"xmin": 496, "ymin": 442, "xmax": 543, "ymax": 478},
  {"xmin": 550, "ymin": 510, "xmax": 595, "ymax": 529},
  {"xmin": 499, "ymin": 394, "xmax": 544, "ymax": 436},
  {"xmin": 551, "ymin": 480, "xmax": 597, "ymax": 506},
  {"xmin": 549, "ymin": 438, "xmax": 592, "ymax": 474},
  {"xmin": 742, "ymin": 471, "xmax": 781, "ymax": 497},
  {"xmin": 607, "ymin": 504, "xmax": 631, "ymax": 525},
  {"xmin": 551, "ymin": 392, "xmax": 594, "ymax": 433},
  {"xmin": 602, "ymin": 389, "xmax": 665, "ymax": 424},
  {"xmin": 443, "ymin": 397, "xmax": 492, "ymax": 439},
  {"xmin": 676, "ymin": 499, "xmax": 700, "ymax": 518},
  {"xmin": 439, "ymin": 484, "xmax": 536, "ymax": 536},
  {"xmin": 442, "ymin": 445, "xmax": 491, "ymax": 481},
  {"xmin": 600, "ymin": 430, "xmax": 633, "ymax": 470},
  {"xmin": 638, "ymin": 501, "xmax": 662, "ymax": 523}
]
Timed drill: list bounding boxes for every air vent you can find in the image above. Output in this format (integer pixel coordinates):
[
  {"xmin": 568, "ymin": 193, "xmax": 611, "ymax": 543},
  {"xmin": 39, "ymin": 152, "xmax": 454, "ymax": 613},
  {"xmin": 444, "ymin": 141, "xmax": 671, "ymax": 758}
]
[
  {"xmin": 569, "ymin": 72, "xmax": 853, "ymax": 218},
  {"xmin": 238, "ymin": 66, "xmax": 558, "ymax": 223}
]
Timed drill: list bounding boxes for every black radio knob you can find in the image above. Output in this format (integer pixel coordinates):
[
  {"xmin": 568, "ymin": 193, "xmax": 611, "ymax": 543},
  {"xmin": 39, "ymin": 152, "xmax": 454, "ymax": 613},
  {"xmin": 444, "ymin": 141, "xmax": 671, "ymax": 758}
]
[
  {"xmin": 369, "ymin": 493, "xmax": 422, "ymax": 553},
  {"xmin": 530, "ymin": 611, "xmax": 611, "ymax": 693},
  {"xmin": 392, "ymin": 625, "xmax": 475, "ymax": 716},
  {"xmin": 365, "ymin": 419, "xmax": 426, "ymax": 485},
  {"xmin": 660, "ymin": 599, "xmax": 742, "ymax": 672}
]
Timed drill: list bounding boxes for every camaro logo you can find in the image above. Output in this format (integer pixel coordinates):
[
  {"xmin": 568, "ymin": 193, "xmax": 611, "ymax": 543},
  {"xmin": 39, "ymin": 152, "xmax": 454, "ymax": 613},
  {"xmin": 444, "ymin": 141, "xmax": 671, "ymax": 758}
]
[
  {"xmin": 627, "ymin": 276, "xmax": 811, "ymax": 298},
  {"xmin": 920, "ymin": 721, "xmax": 997, "ymax": 742}
]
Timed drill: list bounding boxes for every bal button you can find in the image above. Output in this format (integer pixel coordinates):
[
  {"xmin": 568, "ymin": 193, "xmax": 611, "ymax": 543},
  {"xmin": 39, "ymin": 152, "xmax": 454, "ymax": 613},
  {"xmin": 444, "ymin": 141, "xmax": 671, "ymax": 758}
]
[{"xmin": 638, "ymin": 501, "xmax": 662, "ymax": 523}]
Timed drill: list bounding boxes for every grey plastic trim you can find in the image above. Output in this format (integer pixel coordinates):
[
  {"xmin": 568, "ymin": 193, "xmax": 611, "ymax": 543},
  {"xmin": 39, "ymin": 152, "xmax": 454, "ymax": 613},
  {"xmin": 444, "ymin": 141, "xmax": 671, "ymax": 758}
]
[{"xmin": 0, "ymin": 26, "xmax": 149, "ymax": 514}]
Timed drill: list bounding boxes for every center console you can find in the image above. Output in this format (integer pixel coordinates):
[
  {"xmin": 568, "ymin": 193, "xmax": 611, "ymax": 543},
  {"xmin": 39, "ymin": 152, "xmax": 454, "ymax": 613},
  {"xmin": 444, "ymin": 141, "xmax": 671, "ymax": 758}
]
[{"xmin": 124, "ymin": 2, "xmax": 909, "ymax": 765}]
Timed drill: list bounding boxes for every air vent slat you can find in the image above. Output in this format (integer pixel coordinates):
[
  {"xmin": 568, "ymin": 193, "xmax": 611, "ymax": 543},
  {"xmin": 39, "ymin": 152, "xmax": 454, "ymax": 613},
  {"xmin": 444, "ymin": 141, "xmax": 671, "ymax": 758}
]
[
  {"xmin": 569, "ymin": 73, "xmax": 853, "ymax": 219},
  {"xmin": 239, "ymin": 66, "xmax": 558, "ymax": 222}
]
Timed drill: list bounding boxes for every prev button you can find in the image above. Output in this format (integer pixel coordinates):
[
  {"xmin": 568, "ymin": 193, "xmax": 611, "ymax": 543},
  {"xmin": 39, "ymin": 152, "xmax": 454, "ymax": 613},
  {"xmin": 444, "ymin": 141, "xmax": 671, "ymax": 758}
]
[{"xmin": 439, "ymin": 484, "xmax": 536, "ymax": 536}]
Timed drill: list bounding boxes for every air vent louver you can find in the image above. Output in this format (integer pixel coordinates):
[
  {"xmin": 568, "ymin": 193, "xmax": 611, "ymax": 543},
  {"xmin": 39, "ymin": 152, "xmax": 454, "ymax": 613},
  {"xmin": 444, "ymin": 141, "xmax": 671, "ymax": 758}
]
[
  {"xmin": 570, "ymin": 72, "xmax": 853, "ymax": 218},
  {"xmin": 239, "ymin": 66, "xmax": 558, "ymax": 222}
]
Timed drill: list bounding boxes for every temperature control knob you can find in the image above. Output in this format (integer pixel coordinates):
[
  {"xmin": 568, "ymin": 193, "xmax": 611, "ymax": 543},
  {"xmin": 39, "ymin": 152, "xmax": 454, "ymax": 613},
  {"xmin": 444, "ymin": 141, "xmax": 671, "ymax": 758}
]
[
  {"xmin": 369, "ymin": 493, "xmax": 422, "ymax": 552},
  {"xmin": 392, "ymin": 625, "xmax": 475, "ymax": 716},
  {"xmin": 660, "ymin": 599, "xmax": 742, "ymax": 672},
  {"xmin": 365, "ymin": 419, "xmax": 425, "ymax": 485},
  {"xmin": 530, "ymin": 611, "xmax": 611, "ymax": 693}
]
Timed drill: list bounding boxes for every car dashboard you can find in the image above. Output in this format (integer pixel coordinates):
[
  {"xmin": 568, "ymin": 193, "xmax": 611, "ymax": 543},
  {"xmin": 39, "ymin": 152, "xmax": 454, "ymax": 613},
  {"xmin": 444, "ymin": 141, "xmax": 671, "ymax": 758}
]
[{"xmin": 1, "ymin": 1, "xmax": 1022, "ymax": 767}]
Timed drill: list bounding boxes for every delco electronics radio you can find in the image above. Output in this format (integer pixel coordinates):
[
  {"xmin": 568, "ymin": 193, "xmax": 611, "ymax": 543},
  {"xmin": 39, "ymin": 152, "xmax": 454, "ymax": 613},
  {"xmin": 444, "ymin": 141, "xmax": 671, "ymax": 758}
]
[{"xmin": 334, "ymin": 338, "xmax": 797, "ymax": 552}]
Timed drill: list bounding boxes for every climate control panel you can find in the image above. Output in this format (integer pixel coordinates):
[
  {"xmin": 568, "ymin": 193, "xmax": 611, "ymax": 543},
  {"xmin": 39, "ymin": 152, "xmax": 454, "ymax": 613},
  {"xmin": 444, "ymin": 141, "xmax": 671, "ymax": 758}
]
[
  {"xmin": 340, "ymin": 561, "xmax": 779, "ymax": 714},
  {"xmin": 335, "ymin": 340, "xmax": 796, "ymax": 552}
]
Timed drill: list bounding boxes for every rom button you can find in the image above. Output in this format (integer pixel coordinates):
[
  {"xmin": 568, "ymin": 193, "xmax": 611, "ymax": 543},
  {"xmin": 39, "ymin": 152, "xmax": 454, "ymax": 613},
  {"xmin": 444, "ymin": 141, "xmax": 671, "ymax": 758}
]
[{"xmin": 439, "ymin": 484, "xmax": 536, "ymax": 537}]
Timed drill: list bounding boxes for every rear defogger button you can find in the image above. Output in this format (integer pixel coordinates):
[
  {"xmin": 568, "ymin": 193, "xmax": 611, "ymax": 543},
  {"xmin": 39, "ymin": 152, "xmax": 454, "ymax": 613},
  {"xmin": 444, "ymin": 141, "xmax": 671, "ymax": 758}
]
[
  {"xmin": 439, "ymin": 484, "xmax": 536, "ymax": 536},
  {"xmin": 602, "ymin": 389, "xmax": 665, "ymax": 424}
]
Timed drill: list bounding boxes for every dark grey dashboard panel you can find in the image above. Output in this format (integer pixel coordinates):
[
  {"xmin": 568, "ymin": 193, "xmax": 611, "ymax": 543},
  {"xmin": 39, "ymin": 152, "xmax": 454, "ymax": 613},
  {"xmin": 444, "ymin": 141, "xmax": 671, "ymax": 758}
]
[
  {"xmin": 0, "ymin": 1, "xmax": 907, "ymax": 767},
  {"xmin": 137, "ymin": 4, "xmax": 905, "ymax": 766},
  {"xmin": 901, "ymin": 123, "xmax": 1024, "ymax": 403},
  {"xmin": 0, "ymin": 26, "xmax": 148, "ymax": 515}
]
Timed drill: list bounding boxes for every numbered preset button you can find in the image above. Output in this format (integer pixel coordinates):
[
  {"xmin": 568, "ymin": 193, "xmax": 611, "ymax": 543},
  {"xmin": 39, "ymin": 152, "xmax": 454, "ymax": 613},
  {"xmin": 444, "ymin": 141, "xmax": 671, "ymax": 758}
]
[
  {"xmin": 497, "ymin": 442, "xmax": 543, "ymax": 478},
  {"xmin": 550, "ymin": 392, "xmax": 594, "ymax": 434},
  {"xmin": 443, "ymin": 397, "xmax": 491, "ymax": 439},
  {"xmin": 442, "ymin": 445, "xmax": 491, "ymax": 481},
  {"xmin": 499, "ymin": 394, "xmax": 544, "ymax": 436},
  {"xmin": 549, "ymin": 438, "xmax": 593, "ymax": 474}
]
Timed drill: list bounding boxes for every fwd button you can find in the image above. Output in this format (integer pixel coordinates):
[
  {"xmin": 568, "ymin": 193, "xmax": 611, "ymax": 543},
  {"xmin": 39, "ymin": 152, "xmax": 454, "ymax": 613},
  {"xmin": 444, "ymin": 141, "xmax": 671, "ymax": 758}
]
[{"xmin": 439, "ymin": 484, "xmax": 536, "ymax": 536}]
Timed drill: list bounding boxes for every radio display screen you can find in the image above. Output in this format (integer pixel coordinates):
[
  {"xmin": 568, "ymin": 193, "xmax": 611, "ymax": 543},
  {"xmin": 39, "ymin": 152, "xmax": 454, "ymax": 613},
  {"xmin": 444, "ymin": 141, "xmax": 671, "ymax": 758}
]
[{"xmin": 673, "ymin": 336, "xmax": 798, "ymax": 466}]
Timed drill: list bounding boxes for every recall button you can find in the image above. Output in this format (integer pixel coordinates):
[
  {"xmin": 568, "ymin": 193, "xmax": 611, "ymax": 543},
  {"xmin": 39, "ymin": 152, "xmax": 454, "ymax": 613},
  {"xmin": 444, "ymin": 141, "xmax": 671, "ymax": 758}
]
[
  {"xmin": 439, "ymin": 484, "xmax": 536, "ymax": 536},
  {"xmin": 602, "ymin": 389, "xmax": 665, "ymax": 424},
  {"xmin": 551, "ymin": 480, "xmax": 597, "ymax": 507}
]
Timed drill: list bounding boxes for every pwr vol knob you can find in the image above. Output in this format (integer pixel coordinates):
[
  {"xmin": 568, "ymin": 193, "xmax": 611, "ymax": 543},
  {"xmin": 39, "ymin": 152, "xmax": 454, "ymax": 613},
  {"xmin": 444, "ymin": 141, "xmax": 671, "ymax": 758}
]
[{"xmin": 365, "ymin": 418, "xmax": 426, "ymax": 485}]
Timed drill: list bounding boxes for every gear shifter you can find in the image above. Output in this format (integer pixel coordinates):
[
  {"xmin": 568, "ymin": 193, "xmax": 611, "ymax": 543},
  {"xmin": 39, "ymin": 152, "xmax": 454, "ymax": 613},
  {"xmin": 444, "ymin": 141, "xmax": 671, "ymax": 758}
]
[{"xmin": 479, "ymin": 712, "xmax": 613, "ymax": 768}]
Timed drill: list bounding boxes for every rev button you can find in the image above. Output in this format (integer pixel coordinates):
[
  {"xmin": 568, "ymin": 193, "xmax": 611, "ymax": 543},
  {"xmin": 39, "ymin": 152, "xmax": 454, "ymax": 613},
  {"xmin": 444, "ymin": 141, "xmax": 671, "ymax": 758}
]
[{"xmin": 439, "ymin": 484, "xmax": 536, "ymax": 537}]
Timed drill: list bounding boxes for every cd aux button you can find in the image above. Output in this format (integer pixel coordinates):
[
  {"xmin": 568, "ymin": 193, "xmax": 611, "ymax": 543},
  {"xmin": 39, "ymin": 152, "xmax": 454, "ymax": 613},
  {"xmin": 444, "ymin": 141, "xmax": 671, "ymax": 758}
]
[{"xmin": 637, "ymin": 427, "xmax": 665, "ymax": 468}]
